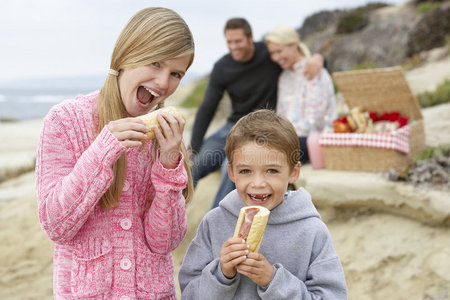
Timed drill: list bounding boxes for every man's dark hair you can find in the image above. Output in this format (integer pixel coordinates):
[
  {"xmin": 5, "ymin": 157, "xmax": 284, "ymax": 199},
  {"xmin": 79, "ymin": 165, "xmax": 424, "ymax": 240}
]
[{"xmin": 224, "ymin": 18, "xmax": 252, "ymax": 37}]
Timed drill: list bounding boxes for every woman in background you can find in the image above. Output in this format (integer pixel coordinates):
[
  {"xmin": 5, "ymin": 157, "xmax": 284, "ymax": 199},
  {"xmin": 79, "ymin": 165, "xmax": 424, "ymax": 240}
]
[{"xmin": 265, "ymin": 26, "xmax": 336, "ymax": 164}]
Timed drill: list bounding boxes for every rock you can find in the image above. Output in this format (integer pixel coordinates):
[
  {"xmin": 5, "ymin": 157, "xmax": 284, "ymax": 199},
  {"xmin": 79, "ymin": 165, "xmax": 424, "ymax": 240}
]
[
  {"xmin": 295, "ymin": 165, "xmax": 450, "ymax": 226},
  {"xmin": 298, "ymin": 10, "xmax": 345, "ymax": 40},
  {"xmin": 406, "ymin": 155, "xmax": 450, "ymax": 189},
  {"xmin": 300, "ymin": 2, "xmax": 449, "ymax": 72},
  {"xmin": 407, "ymin": 3, "xmax": 450, "ymax": 56}
]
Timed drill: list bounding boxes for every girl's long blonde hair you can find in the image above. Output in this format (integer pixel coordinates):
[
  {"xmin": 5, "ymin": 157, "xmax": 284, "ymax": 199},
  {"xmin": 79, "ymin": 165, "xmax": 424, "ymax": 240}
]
[{"xmin": 97, "ymin": 7, "xmax": 195, "ymax": 209}]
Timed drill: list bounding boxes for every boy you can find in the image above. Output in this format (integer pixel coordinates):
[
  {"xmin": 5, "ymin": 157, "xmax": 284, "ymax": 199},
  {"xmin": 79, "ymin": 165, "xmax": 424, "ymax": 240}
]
[{"xmin": 179, "ymin": 109, "xmax": 347, "ymax": 299}]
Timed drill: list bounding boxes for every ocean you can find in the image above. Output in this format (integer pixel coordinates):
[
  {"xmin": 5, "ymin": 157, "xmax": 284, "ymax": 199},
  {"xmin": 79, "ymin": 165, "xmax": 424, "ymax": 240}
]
[
  {"xmin": 0, "ymin": 75, "xmax": 105, "ymax": 121},
  {"xmin": 0, "ymin": 73, "xmax": 200, "ymax": 121},
  {"xmin": 0, "ymin": 88, "xmax": 95, "ymax": 121}
]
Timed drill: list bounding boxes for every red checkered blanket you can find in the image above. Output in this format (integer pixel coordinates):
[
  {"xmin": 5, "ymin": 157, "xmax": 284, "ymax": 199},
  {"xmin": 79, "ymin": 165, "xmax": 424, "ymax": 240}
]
[{"xmin": 319, "ymin": 125, "xmax": 410, "ymax": 154}]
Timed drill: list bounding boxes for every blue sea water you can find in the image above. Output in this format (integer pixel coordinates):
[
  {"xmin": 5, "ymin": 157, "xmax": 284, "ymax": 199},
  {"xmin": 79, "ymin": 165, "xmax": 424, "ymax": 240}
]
[
  {"xmin": 0, "ymin": 88, "xmax": 94, "ymax": 121},
  {"xmin": 0, "ymin": 73, "xmax": 200, "ymax": 121},
  {"xmin": 0, "ymin": 76, "xmax": 104, "ymax": 121}
]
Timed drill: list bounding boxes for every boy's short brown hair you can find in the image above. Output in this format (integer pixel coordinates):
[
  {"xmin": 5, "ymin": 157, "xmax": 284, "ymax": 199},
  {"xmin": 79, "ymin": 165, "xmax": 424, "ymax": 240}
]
[{"xmin": 225, "ymin": 109, "xmax": 300, "ymax": 169}]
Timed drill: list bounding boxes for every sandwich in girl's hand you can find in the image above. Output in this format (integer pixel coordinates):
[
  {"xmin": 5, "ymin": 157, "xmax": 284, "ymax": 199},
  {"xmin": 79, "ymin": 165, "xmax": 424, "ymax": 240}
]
[
  {"xmin": 233, "ymin": 206, "xmax": 270, "ymax": 252},
  {"xmin": 137, "ymin": 106, "xmax": 185, "ymax": 141}
]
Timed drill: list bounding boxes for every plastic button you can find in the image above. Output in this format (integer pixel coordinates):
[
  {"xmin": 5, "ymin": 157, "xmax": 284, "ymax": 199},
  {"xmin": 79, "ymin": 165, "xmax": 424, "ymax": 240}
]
[
  {"xmin": 120, "ymin": 218, "xmax": 132, "ymax": 230},
  {"xmin": 120, "ymin": 258, "xmax": 132, "ymax": 270},
  {"xmin": 123, "ymin": 180, "xmax": 130, "ymax": 192}
]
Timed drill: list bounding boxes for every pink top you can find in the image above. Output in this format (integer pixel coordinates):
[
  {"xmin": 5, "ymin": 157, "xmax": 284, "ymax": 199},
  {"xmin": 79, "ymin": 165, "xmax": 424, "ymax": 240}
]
[{"xmin": 35, "ymin": 91, "xmax": 188, "ymax": 299}]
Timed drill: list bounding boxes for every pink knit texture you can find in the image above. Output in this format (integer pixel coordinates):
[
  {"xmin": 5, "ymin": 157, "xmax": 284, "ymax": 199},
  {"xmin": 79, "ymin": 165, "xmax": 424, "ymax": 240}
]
[{"xmin": 36, "ymin": 92, "xmax": 187, "ymax": 299}]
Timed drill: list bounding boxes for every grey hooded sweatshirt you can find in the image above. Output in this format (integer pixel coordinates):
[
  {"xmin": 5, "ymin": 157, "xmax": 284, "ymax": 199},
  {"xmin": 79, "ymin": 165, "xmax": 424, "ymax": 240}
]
[{"xmin": 179, "ymin": 188, "xmax": 347, "ymax": 299}]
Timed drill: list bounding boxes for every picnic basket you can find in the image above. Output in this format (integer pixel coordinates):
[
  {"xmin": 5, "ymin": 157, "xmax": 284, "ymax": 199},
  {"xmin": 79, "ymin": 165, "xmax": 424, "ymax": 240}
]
[{"xmin": 321, "ymin": 66, "xmax": 426, "ymax": 172}]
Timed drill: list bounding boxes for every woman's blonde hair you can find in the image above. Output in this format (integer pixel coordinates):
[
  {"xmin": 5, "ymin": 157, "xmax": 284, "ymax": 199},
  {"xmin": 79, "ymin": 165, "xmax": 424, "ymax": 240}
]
[
  {"xmin": 264, "ymin": 25, "xmax": 311, "ymax": 58},
  {"xmin": 97, "ymin": 7, "xmax": 195, "ymax": 209}
]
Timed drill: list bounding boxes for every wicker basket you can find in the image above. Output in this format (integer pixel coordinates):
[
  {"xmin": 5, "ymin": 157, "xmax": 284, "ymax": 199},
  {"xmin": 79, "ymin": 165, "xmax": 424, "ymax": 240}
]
[{"xmin": 322, "ymin": 66, "xmax": 426, "ymax": 172}]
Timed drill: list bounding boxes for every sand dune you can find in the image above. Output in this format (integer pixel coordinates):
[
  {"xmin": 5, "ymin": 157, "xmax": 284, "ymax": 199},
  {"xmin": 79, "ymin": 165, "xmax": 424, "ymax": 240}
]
[{"xmin": 1, "ymin": 53, "xmax": 449, "ymax": 299}]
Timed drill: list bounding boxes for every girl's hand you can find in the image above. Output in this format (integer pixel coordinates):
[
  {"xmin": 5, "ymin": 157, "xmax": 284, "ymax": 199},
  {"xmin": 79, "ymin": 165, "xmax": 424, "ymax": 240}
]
[
  {"xmin": 220, "ymin": 237, "xmax": 249, "ymax": 279},
  {"xmin": 153, "ymin": 111, "xmax": 185, "ymax": 169},
  {"xmin": 107, "ymin": 118, "xmax": 149, "ymax": 148},
  {"xmin": 236, "ymin": 252, "xmax": 274, "ymax": 287}
]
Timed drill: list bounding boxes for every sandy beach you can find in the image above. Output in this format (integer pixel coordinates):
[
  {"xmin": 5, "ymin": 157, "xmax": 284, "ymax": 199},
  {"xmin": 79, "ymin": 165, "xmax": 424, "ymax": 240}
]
[{"xmin": 1, "ymin": 52, "xmax": 450, "ymax": 299}]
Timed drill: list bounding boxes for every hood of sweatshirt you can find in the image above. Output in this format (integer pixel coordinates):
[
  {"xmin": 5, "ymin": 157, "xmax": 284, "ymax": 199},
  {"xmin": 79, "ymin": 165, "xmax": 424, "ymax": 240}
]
[{"xmin": 219, "ymin": 188, "xmax": 321, "ymax": 225}]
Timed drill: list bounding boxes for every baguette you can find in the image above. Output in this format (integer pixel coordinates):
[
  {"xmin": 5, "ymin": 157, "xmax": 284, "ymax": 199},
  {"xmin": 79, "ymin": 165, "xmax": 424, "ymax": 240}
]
[
  {"xmin": 136, "ymin": 106, "xmax": 185, "ymax": 141},
  {"xmin": 233, "ymin": 206, "xmax": 270, "ymax": 253}
]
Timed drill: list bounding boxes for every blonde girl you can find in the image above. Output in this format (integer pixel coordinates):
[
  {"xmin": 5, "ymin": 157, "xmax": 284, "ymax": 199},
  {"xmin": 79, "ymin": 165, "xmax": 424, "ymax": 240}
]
[{"xmin": 36, "ymin": 7, "xmax": 194, "ymax": 299}]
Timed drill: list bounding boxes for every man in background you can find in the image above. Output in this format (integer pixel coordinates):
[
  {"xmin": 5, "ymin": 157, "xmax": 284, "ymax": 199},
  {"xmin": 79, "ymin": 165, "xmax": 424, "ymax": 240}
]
[{"xmin": 190, "ymin": 17, "xmax": 324, "ymax": 208}]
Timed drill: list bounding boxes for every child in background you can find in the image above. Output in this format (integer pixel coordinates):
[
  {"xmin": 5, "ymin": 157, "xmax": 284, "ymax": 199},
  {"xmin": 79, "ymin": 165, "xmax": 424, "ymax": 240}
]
[
  {"xmin": 179, "ymin": 109, "xmax": 347, "ymax": 299},
  {"xmin": 35, "ymin": 7, "xmax": 194, "ymax": 299}
]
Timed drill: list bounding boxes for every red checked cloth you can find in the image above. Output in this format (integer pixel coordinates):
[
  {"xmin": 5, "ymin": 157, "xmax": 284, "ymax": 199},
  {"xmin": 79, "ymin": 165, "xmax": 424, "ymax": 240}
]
[{"xmin": 319, "ymin": 124, "xmax": 410, "ymax": 154}]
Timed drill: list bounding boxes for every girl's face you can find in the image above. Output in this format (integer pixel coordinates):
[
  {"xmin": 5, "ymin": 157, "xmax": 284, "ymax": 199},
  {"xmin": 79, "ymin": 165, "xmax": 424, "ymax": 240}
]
[
  {"xmin": 227, "ymin": 142, "xmax": 300, "ymax": 211},
  {"xmin": 118, "ymin": 55, "xmax": 191, "ymax": 117},
  {"xmin": 266, "ymin": 42, "xmax": 300, "ymax": 70}
]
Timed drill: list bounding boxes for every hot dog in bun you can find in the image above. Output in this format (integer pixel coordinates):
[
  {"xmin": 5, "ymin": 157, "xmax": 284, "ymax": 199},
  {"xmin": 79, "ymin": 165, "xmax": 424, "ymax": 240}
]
[
  {"xmin": 137, "ymin": 106, "xmax": 185, "ymax": 141},
  {"xmin": 233, "ymin": 206, "xmax": 270, "ymax": 252}
]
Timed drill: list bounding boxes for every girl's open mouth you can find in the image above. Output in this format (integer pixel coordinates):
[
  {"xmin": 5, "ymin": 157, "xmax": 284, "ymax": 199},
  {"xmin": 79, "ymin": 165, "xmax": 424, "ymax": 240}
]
[{"xmin": 137, "ymin": 86, "xmax": 160, "ymax": 109}]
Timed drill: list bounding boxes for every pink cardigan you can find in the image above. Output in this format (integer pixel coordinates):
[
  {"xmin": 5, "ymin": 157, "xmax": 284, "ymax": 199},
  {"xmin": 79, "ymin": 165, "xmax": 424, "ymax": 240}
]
[{"xmin": 35, "ymin": 91, "xmax": 188, "ymax": 299}]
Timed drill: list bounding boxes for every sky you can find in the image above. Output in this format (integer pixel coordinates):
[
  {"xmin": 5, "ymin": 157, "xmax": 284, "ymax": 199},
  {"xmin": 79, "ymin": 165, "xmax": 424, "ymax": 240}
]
[{"xmin": 0, "ymin": 0, "xmax": 408, "ymax": 83}]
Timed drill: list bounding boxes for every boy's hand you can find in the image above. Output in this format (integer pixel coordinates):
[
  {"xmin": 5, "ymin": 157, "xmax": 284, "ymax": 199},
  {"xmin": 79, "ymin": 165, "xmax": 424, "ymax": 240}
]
[
  {"xmin": 220, "ymin": 237, "xmax": 249, "ymax": 279},
  {"xmin": 236, "ymin": 252, "xmax": 274, "ymax": 287}
]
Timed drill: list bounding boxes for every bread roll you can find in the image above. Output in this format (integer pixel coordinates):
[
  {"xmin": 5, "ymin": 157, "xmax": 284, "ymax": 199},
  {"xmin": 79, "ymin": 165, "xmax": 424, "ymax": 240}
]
[
  {"xmin": 136, "ymin": 106, "xmax": 185, "ymax": 141},
  {"xmin": 233, "ymin": 206, "xmax": 270, "ymax": 253}
]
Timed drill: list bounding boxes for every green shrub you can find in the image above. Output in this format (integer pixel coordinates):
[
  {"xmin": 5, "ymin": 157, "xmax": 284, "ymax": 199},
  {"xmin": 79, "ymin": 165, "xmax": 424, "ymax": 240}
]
[
  {"xmin": 402, "ymin": 54, "xmax": 424, "ymax": 71},
  {"xmin": 351, "ymin": 61, "xmax": 377, "ymax": 70},
  {"xmin": 414, "ymin": 144, "xmax": 450, "ymax": 162},
  {"xmin": 332, "ymin": 79, "xmax": 339, "ymax": 94},
  {"xmin": 414, "ymin": 0, "xmax": 445, "ymax": 3},
  {"xmin": 416, "ymin": 2, "xmax": 440, "ymax": 14},
  {"xmin": 336, "ymin": 9, "xmax": 369, "ymax": 34},
  {"xmin": 181, "ymin": 77, "xmax": 209, "ymax": 108},
  {"xmin": 397, "ymin": 144, "xmax": 450, "ymax": 179},
  {"xmin": 416, "ymin": 79, "xmax": 450, "ymax": 108}
]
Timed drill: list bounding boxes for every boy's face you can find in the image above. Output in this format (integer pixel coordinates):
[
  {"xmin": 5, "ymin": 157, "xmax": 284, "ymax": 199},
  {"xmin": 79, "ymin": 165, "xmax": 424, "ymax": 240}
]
[{"xmin": 228, "ymin": 142, "xmax": 300, "ymax": 211}]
